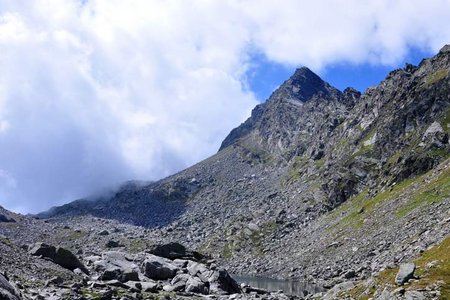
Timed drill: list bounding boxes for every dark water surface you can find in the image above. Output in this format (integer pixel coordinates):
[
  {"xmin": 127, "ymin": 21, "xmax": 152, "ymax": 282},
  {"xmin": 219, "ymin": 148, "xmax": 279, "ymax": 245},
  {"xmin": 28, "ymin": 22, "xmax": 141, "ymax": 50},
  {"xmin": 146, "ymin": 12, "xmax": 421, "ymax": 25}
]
[{"xmin": 233, "ymin": 275, "xmax": 324, "ymax": 297}]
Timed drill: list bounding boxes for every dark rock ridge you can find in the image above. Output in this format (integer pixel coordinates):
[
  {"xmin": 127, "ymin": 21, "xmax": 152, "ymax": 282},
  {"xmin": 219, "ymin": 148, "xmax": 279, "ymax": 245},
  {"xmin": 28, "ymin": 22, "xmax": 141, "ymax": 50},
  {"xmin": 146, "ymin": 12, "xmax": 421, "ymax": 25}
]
[{"xmin": 32, "ymin": 46, "xmax": 450, "ymax": 297}]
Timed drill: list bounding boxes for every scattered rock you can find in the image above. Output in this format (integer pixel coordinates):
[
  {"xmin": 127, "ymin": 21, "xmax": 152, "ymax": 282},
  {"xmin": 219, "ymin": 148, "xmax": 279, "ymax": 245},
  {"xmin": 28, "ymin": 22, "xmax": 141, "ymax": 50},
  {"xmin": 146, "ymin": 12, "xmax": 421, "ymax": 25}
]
[
  {"xmin": 405, "ymin": 290, "xmax": 426, "ymax": 300},
  {"xmin": 395, "ymin": 263, "xmax": 416, "ymax": 285},
  {"xmin": 147, "ymin": 242, "xmax": 204, "ymax": 261},
  {"xmin": 0, "ymin": 272, "xmax": 20, "ymax": 300},
  {"xmin": 29, "ymin": 242, "xmax": 89, "ymax": 274},
  {"xmin": 105, "ymin": 240, "xmax": 121, "ymax": 248},
  {"xmin": 185, "ymin": 276, "xmax": 208, "ymax": 294},
  {"xmin": 141, "ymin": 254, "xmax": 178, "ymax": 280}
]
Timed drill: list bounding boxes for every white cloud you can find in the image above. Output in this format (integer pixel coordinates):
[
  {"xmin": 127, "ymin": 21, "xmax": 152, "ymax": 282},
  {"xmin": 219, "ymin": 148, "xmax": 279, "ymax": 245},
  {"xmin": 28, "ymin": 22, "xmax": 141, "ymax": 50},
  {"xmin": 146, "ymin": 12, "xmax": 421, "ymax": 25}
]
[{"xmin": 0, "ymin": 0, "xmax": 449, "ymax": 213}]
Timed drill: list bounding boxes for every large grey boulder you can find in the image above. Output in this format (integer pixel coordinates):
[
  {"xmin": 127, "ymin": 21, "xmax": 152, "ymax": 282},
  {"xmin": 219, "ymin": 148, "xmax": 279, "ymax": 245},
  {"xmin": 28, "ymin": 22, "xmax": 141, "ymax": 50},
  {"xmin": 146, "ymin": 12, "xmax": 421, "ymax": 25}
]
[
  {"xmin": 95, "ymin": 251, "xmax": 140, "ymax": 283},
  {"xmin": 29, "ymin": 242, "xmax": 55, "ymax": 258},
  {"xmin": 185, "ymin": 276, "xmax": 208, "ymax": 294},
  {"xmin": 421, "ymin": 121, "xmax": 448, "ymax": 148},
  {"xmin": 207, "ymin": 268, "xmax": 240, "ymax": 295},
  {"xmin": 185, "ymin": 261, "xmax": 240, "ymax": 294},
  {"xmin": 29, "ymin": 242, "xmax": 89, "ymax": 274},
  {"xmin": 395, "ymin": 263, "xmax": 416, "ymax": 285},
  {"xmin": 405, "ymin": 291, "xmax": 426, "ymax": 300},
  {"xmin": 141, "ymin": 254, "xmax": 178, "ymax": 280},
  {"xmin": 54, "ymin": 247, "xmax": 89, "ymax": 274},
  {"xmin": 0, "ymin": 272, "xmax": 21, "ymax": 300},
  {"xmin": 187, "ymin": 261, "xmax": 209, "ymax": 279},
  {"xmin": 171, "ymin": 273, "xmax": 190, "ymax": 286}
]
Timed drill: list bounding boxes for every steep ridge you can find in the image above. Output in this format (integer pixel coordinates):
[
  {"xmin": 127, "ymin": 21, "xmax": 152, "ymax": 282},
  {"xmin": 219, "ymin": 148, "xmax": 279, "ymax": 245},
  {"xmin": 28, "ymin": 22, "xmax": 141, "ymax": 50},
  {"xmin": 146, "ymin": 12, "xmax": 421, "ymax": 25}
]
[{"xmin": 40, "ymin": 46, "xmax": 450, "ymax": 290}]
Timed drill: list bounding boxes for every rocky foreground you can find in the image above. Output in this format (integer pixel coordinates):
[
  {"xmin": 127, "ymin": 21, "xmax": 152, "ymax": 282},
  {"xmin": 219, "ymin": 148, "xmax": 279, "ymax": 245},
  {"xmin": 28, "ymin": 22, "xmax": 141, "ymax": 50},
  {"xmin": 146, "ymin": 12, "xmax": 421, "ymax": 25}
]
[
  {"xmin": 2, "ymin": 203, "xmax": 450, "ymax": 299},
  {"xmin": 0, "ymin": 207, "xmax": 304, "ymax": 300}
]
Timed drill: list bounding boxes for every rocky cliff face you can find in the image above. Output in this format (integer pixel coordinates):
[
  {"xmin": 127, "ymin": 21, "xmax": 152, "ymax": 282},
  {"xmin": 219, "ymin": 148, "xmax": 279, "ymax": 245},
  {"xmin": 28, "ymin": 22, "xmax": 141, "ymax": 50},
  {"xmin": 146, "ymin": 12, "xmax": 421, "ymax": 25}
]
[{"xmin": 31, "ymin": 46, "xmax": 450, "ymax": 298}]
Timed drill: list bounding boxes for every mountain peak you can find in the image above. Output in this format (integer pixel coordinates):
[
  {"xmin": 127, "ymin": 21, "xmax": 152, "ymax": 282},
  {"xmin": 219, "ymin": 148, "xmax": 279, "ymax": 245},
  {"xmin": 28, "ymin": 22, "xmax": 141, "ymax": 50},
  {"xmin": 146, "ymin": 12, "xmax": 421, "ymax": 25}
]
[
  {"xmin": 272, "ymin": 66, "xmax": 341, "ymax": 103},
  {"xmin": 292, "ymin": 66, "xmax": 319, "ymax": 79},
  {"xmin": 439, "ymin": 44, "xmax": 450, "ymax": 53}
]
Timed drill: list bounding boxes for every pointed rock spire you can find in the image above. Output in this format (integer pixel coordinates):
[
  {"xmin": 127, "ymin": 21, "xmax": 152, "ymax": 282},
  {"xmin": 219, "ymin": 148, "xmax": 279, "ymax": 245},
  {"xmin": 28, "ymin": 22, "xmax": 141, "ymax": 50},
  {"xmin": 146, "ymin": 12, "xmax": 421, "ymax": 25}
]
[{"xmin": 273, "ymin": 66, "xmax": 341, "ymax": 103}]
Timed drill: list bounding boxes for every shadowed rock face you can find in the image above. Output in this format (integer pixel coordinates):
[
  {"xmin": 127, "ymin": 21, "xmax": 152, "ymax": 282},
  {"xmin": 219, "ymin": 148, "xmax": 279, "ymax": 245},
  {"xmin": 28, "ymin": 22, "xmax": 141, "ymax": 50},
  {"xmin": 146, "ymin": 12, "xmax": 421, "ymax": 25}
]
[
  {"xmin": 29, "ymin": 242, "xmax": 89, "ymax": 275},
  {"xmin": 147, "ymin": 242, "xmax": 205, "ymax": 261}
]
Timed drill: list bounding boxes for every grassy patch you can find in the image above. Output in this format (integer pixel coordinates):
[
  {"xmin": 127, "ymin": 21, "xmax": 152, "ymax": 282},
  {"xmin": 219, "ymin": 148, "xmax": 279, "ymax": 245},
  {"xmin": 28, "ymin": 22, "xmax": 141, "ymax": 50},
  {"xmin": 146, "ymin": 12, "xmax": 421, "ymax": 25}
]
[
  {"xmin": 352, "ymin": 129, "xmax": 377, "ymax": 158},
  {"xmin": 429, "ymin": 148, "xmax": 450, "ymax": 159},
  {"xmin": 314, "ymin": 157, "xmax": 325, "ymax": 169},
  {"xmin": 352, "ymin": 143, "xmax": 374, "ymax": 158},
  {"xmin": 396, "ymin": 166, "xmax": 450, "ymax": 217},
  {"xmin": 330, "ymin": 176, "xmax": 418, "ymax": 229},
  {"xmin": 344, "ymin": 267, "xmax": 397, "ymax": 299},
  {"xmin": 82, "ymin": 290, "xmax": 101, "ymax": 298},
  {"xmin": 440, "ymin": 106, "xmax": 450, "ymax": 133},
  {"xmin": 282, "ymin": 155, "xmax": 308, "ymax": 184},
  {"xmin": 222, "ymin": 242, "xmax": 233, "ymax": 258},
  {"xmin": 239, "ymin": 140, "xmax": 274, "ymax": 164},
  {"xmin": 221, "ymin": 221, "xmax": 277, "ymax": 259},
  {"xmin": 412, "ymin": 236, "xmax": 450, "ymax": 299},
  {"xmin": 352, "ymin": 237, "xmax": 450, "ymax": 300},
  {"xmin": 426, "ymin": 69, "xmax": 449, "ymax": 85},
  {"xmin": 0, "ymin": 235, "xmax": 12, "ymax": 246},
  {"xmin": 128, "ymin": 239, "xmax": 148, "ymax": 253},
  {"xmin": 334, "ymin": 137, "xmax": 350, "ymax": 152},
  {"xmin": 65, "ymin": 229, "xmax": 88, "ymax": 241},
  {"xmin": 387, "ymin": 151, "xmax": 402, "ymax": 166},
  {"xmin": 327, "ymin": 189, "xmax": 369, "ymax": 228}
]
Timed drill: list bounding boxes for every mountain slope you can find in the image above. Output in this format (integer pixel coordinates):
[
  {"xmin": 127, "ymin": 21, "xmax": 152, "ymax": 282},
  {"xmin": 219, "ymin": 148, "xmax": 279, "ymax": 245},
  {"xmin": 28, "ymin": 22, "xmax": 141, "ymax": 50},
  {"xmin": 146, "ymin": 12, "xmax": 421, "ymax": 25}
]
[{"xmin": 40, "ymin": 45, "xmax": 450, "ymax": 290}]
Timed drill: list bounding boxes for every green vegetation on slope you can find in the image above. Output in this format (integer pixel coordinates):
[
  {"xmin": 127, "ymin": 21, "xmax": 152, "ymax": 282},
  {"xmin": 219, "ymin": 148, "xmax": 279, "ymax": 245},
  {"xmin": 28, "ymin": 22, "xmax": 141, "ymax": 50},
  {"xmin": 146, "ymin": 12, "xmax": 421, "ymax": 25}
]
[
  {"xmin": 328, "ymin": 158, "xmax": 450, "ymax": 230},
  {"xmin": 426, "ymin": 68, "xmax": 449, "ymax": 85},
  {"xmin": 396, "ymin": 166, "xmax": 450, "ymax": 217},
  {"xmin": 345, "ymin": 236, "xmax": 450, "ymax": 300}
]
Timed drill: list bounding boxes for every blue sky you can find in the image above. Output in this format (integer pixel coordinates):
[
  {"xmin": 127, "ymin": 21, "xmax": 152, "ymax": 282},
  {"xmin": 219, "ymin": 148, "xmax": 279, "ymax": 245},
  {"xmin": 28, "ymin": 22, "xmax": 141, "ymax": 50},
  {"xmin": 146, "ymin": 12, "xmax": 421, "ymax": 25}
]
[
  {"xmin": 248, "ymin": 47, "xmax": 434, "ymax": 101},
  {"xmin": 1, "ymin": 0, "xmax": 450, "ymax": 213}
]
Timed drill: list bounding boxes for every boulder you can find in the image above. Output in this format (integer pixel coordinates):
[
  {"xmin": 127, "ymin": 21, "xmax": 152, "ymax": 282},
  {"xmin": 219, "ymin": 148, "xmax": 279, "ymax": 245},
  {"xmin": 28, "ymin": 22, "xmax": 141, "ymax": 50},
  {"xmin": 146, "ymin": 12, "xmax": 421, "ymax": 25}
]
[
  {"xmin": 171, "ymin": 273, "xmax": 190, "ymax": 286},
  {"xmin": 54, "ymin": 247, "xmax": 89, "ymax": 275},
  {"xmin": 405, "ymin": 291, "xmax": 426, "ymax": 300},
  {"xmin": 421, "ymin": 121, "xmax": 448, "ymax": 148},
  {"xmin": 343, "ymin": 269, "xmax": 356, "ymax": 279},
  {"xmin": 187, "ymin": 261, "xmax": 209, "ymax": 278},
  {"xmin": 29, "ymin": 242, "xmax": 89, "ymax": 274},
  {"xmin": 140, "ymin": 281, "xmax": 159, "ymax": 292},
  {"xmin": 95, "ymin": 251, "xmax": 140, "ymax": 283},
  {"xmin": 29, "ymin": 242, "xmax": 56, "ymax": 258},
  {"xmin": 207, "ymin": 268, "xmax": 241, "ymax": 295},
  {"xmin": 141, "ymin": 254, "xmax": 178, "ymax": 280},
  {"xmin": 105, "ymin": 240, "xmax": 121, "ymax": 248},
  {"xmin": 147, "ymin": 242, "xmax": 204, "ymax": 261},
  {"xmin": 0, "ymin": 273, "xmax": 20, "ymax": 300},
  {"xmin": 163, "ymin": 283, "xmax": 185, "ymax": 292},
  {"xmin": 185, "ymin": 276, "xmax": 208, "ymax": 294},
  {"xmin": 185, "ymin": 261, "xmax": 239, "ymax": 294},
  {"xmin": 395, "ymin": 263, "xmax": 416, "ymax": 285}
]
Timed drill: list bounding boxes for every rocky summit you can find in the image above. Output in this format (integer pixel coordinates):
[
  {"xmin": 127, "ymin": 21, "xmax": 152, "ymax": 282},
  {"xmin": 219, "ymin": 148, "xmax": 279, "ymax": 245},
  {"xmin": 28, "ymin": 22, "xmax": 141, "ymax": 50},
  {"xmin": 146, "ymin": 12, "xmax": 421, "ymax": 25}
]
[{"xmin": 1, "ymin": 46, "xmax": 450, "ymax": 299}]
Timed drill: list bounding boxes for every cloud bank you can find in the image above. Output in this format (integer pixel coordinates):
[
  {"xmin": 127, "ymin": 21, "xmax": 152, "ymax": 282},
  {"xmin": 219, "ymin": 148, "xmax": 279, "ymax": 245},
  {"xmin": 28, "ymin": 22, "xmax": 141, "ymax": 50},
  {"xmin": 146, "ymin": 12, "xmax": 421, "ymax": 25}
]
[{"xmin": 0, "ymin": 0, "xmax": 450, "ymax": 213}]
